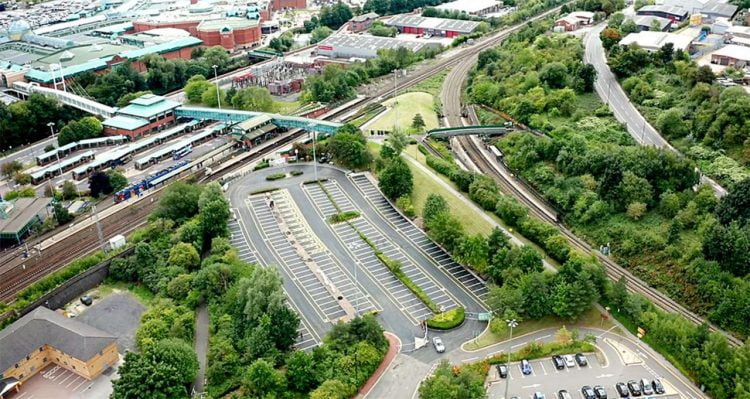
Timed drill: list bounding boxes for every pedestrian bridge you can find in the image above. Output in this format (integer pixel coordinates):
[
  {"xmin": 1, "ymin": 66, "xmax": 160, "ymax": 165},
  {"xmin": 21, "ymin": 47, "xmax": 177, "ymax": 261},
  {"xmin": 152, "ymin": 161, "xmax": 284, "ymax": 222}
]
[
  {"xmin": 12, "ymin": 81, "xmax": 117, "ymax": 118},
  {"xmin": 427, "ymin": 125, "xmax": 514, "ymax": 139},
  {"xmin": 176, "ymin": 107, "xmax": 343, "ymax": 135}
]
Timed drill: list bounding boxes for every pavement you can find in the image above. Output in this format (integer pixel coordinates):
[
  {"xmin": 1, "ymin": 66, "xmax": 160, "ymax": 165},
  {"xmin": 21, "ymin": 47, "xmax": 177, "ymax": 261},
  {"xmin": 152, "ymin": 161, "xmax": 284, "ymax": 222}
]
[
  {"xmin": 582, "ymin": 23, "xmax": 726, "ymax": 197},
  {"xmin": 75, "ymin": 292, "xmax": 145, "ymax": 353},
  {"xmin": 192, "ymin": 303, "xmax": 209, "ymax": 394}
]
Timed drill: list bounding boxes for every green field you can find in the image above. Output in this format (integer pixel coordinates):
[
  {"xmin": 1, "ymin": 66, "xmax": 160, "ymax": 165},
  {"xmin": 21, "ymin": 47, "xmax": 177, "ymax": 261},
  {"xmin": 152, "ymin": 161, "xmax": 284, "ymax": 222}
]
[
  {"xmin": 274, "ymin": 100, "xmax": 301, "ymax": 115},
  {"xmin": 367, "ymin": 92, "xmax": 439, "ymax": 132}
]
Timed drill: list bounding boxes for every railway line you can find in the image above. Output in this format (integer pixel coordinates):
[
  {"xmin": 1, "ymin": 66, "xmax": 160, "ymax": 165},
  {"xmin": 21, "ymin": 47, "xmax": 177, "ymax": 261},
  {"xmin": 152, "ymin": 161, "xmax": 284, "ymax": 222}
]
[{"xmin": 440, "ymin": 34, "xmax": 743, "ymax": 347}]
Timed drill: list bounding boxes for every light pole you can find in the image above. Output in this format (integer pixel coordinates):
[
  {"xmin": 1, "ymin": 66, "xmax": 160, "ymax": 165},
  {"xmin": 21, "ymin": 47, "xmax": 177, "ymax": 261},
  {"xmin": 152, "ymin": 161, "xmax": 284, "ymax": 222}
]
[
  {"xmin": 47, "ymin": 122, "xmax": 63, "ymax": 196},
  {"xmin": 212, "ymin": 65, "xmax": 221, "ymax": 109},
  {"xmin": 308, "ymin": 123, "xmax": 318, "ymax": 182},
  {"xmin": 393, "ymin": 69, "xmax": 401, "ymax": 132},
  {"xmin": 503, "ymin": 319, "xmax": 519, "ymax": 399}
]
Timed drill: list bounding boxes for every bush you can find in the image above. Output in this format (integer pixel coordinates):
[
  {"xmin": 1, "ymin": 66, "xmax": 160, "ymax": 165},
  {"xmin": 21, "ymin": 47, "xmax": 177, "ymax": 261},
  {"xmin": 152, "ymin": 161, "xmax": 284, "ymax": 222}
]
[
  {"xmin": 265, "ymin": 173, "xmax": 286, "ymax": 181},
  {"xmin": 426, "ymin": 307, "xmax": 466, "ymax": 330},
  {"xmin": 328, "ymin": 210, "xmax": 360, "ymax": 224},
  {"xmin": 396, "ymin": 195, "xmax": 415, "ymax": 218},
  {"xmin": 290, "ymin": 170, "xmax": 303, "ymax": 176},
  {"xmin": 254, "ymin": 160, "xmax": 270, "ymax": 171}
]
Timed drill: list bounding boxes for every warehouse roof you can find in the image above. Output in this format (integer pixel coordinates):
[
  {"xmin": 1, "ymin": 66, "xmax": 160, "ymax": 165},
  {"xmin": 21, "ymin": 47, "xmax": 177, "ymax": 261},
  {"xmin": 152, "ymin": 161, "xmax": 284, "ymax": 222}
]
[
  {"xmin": 25, "ymin": 59, "xmax": 109, "ymax": 84},
  {"xmin": 0, "ymin": 307, "xmax": 116, "ymax": 373},
  {"xmin": 386, "ymin": 14, "xmax": 480, "ymax": 34},
  {"xmin": 435, "ymin": 0, "xmax": 502, "ymax": 14},
  {"xmin": 712, "ymin": 44, "xmax": 750, "ymax": 61},
  {"xmin": 620, "ymin": 31, "xmax": 693, "ymax": 51},
  {"xmin": 0, "ymin": 198, "xmax": 52, "ymax": 235},
  {"xmin": 118, "ymin": 94, "xmax": 180, "ymax": 118},
  {"xmin": 637, "ymin": 5, "xmax": 688, "ymax": 16},
  {"xmin": 630, "ymin": 15, "xmax": 672, "ymax": 30},
  {"xmin": 318, "ymin": 34, "xmax": 439, "ymax": 54},
  {"xmin": 118, "ymin": 36, "xmax": 202, "ymax": 59},
  {"xmin": 102, "ymin": 115, "xmax": 149, "ymax": 130},
  {"xmin": 351, "ymin": 12, "xmax": 379, "ymax": 22},
  {"xmin": 701, "ymin": 1, "xmax": 738, "ymax": 17}
]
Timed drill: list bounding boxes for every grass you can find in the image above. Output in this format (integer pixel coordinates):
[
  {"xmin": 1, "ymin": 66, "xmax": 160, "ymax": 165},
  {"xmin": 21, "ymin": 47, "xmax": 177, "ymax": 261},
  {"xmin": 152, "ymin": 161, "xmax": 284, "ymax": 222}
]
[
  {"xmin": 427, "ymin": 307, "xmax": 466, "ymax": 330},
  {"xmin": 328, "ymin": 210, "xmax": 361, "ymax": 224},
  {"xmin": 98, "ymin": 280, "xmax": 156, "ymax": 306},
  {"xmin": 274, "ymin": 100, "xmax": 301, "ymax": 115},
  {"xmin": 463, "ymin": 306, "xmax": 616, "ymax": 351},
  {"xmin": 548, "ymin": 92, "xmax": 603, "ymax": 127},
  {"xmin": 367, "ymin": 92, "xmax": 439, "ymax": 132},
  {"xmin": 406, "ymin": 70, "xmax": 449, "ymax": 97}
]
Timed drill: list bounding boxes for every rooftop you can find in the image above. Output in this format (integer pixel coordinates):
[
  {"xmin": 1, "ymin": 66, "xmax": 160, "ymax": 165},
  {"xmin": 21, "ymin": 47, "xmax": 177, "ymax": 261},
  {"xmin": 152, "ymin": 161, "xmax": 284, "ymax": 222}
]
[
  {"xmin": 630, "ymin": 15, "xmax": 672, "ymax": 30},
  {"xmin": 435, "ymin": 0, "xmax": 502, "ymax": 13},
  {"xmin": 386, "ymin": 14, "xmax": 481, "ymax": 33},
  {"xmin": 637, "ymin": 5, "xmax": 688, "ymax": 16},
  {"xmin": 713, "ymin": 44, "xmax": 750, "ymax": 61},
  {"xmin": 0, "ymin": 307, "xmax": 116, "ymax": 373},
  {"xmin": 118, "ymin": 36, "xmax": 202, "ymax": 59},
  {"xmin": 117, "ymin": 94, "xmax": 180, "ymax": 118},
  {"xmin": 33, "ymin": 42, "xmax": 135, "ymax": 68},
  {"xmin": 701, "ymin": 1, "xmax": 739, "ymax": 17},
  {"xmin": 102, "ymin": 114, "xmax": 149, "ymax": 130},
  {"xmin": 197, "ymin": 17, "xmax": 259, "ymax": 31},
  {"xmin": 351, "ymin": 12, "xmax": 379, "ymax": 22},
  {"xmin": 0, "ymin": 197, "xmax": 51, "ymax": 235},
  {"xmin": 620, "ymin": 31, "xmax": 694, "ymax": 51},
  {"xmin": 318, "ymin": 34, "xmax": 440, "ymax": 54}
]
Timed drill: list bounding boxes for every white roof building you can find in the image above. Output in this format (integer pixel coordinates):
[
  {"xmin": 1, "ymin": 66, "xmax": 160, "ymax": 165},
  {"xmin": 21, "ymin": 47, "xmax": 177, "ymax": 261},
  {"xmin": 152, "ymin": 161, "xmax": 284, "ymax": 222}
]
[
  {"xmin": 619, "ymin": 31, "xmax": 694, "ymax": 52},
  {"xmin": 711, "ymin": 44, "xmax": 750, "ymax": 63},
  {"xmin": 434, "ymin": 0, "xmax": 504, "ymax": 17}
]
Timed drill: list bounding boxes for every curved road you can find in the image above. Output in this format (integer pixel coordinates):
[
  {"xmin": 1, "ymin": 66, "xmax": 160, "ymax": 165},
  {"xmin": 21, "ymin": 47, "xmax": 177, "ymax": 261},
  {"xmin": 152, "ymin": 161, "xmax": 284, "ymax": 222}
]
[{"xmin": 583, "ymin": 24, "xmax": 726, "ymax": 196}]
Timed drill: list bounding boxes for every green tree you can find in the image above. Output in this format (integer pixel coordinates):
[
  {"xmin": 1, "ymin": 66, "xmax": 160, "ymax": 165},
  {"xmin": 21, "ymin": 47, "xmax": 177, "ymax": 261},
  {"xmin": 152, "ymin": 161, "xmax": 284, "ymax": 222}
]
[
  {"xmin": 716, "ymin": 177, "xmax": 750, "ymax": 225},
  {"xmin": 319, "ymin": 1, "xmax": 353, "ymax": 29},
  {"xmin": 657, "ymin": 108, "xmax": 689, "ymax": 138},
  {"xmin": 243, "ymin": 358, "xmax": 286, "ymax": 397},
  {"xmin": 230, "ymin": 86, "xmax": 276, "ymax": 112},
  {"xmin": 202, "ymin": 46, "xmax": 230, "ymax": 72},
  {"xmin": 327, "ymin": 130, "xmax": 372, "ymax": 169},
  {"xmin": 310, "ymin": 379, "xmax": 353, "ymax": 399},
  {"xmin": 111, "ymin": 351, "xmax": 188, "ymax": 399},
  {"xmin": 1, "ymin": 160, "xmax": 23, "ymax": 179},
  {"xmin": 201, "ymin": 85, "xmax": 226, "ymax": 107},
  {"xmin": 61, "ymin": 180, "xmax": 78, "ymax": 200},
  {"xmin": 168, "ymin": 242, "xmax": 200, "ymax": 270},
  {"xmin": 53, "ymin": 203, "xmax": 74, "ymax": 225},
  {"xmin": 425, "ymin": 212, "xmax": 464, "ymax": 252},
  {"xmin": 378, "ymin": 157, "xmax": 413, "ymax": 200},
  {"xmin": 423, "ymin": 193, "xmax": 449, "ymax": 223},
  {"xmin": 107, "ymin": 169, "xmax": 128, "ymax": 192},
  {"xmin": 388, "ymin": 129, "xmax": 409, "ymax": 155},
  {"xmin": 311, "ymin": 26, "xmax": 334, "ymax": 44},
  {"xmin": 286, "ymin": 350, "xmax": 317, "ymax": 392},
  {"xmin": 412, "ymin": 113, "xmax": 426, "ymax": 131},
  {"xmin": 198, "ymin": 182, "xmax": 230, "ymax": 246},
  {"xmin": 539, "ymin": 62, "xmax": 568, "ymax": 89},
  {"xmin": 184, "ymin": 75, "xmax": 213, "ymax": 103},
  {"xmin": 88, "ymin": 171, "xmax": 113, "ymax": 197},
  {"xmin": 419, "ymin": 360, "xmax": 485, "ymax": 399},
  {"xmin": 148, "ymin": 338, "xmax": 199, "ymax": 385},
  {"xmin": 116, "ymin": 90, "xmax": 153, "ymax": 108},
  {"xmin": 154, "ymin": 182, "xmax": 203, "ymax": 223},
  {"xmin": 58, "ymin": 116, "xmax": 103, "ymax": 146}
]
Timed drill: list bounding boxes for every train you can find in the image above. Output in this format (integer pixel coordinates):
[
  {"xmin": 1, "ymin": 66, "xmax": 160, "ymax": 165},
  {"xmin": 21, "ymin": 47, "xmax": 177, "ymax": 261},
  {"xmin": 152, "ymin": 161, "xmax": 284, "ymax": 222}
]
[{"xmin": 113, "ymin": 161, "xmax": 189, "ymax": 203}]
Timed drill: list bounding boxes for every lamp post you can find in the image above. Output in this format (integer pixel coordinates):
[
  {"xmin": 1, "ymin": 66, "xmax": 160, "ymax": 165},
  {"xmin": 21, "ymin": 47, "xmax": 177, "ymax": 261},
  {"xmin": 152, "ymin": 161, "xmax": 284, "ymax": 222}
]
[
  {"xmin": 46, "ymin": 122, "xmax": 63, "ymax": 196},
  {"xmin": 308, "ymin": 123, "xmax": 318, "ymax": 182},
  {"xmin": 212, "ymin": 65, "xmax": 221, "ymax": 109},
  {"xmin": 393, "ymin": 68, "xmax": 401, "ymax": 132},
  {"xmin": 503, "ymin": 319, "xmax": 519, "ymax": 399}
]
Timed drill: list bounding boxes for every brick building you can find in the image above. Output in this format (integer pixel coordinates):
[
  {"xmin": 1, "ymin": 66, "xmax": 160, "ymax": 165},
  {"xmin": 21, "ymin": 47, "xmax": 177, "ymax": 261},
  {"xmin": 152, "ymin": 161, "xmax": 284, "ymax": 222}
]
[
  {"xmin": 103, "ymin": 94, "xmax": 180, "ymax": 138},
  {"xmin": 349, "ymin": 12, "xmax": 379, "ymax": 33},
  {"xmin": 133, "ymin": 18, "xmax": 261, "ymax": 50},
  {"xmin": 0, "ymin": 307, "xmax": 118, "ymax": 394},
  {"xmin": 272, "ymin": 0, "xmax": 306, "ymax": 10}
]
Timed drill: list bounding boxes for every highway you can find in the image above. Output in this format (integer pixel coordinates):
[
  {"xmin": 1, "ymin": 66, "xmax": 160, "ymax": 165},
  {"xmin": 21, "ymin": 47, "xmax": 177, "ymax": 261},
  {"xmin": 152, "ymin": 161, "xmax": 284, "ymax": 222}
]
[
  {"xmin": 440, "ymin": 23, "xmax": 742, "ymax": 348},
  {"xmin": 583, "ymin": 24, "xmax": 727, "ymax": 197}
]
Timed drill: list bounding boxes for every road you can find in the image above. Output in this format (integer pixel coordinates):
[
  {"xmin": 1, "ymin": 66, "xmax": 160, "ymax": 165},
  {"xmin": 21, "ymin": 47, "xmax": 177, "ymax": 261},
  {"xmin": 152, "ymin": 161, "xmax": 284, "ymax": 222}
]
[{"xmin": 583, "ymin": 24, "xmax": 727, "ymax": 196}]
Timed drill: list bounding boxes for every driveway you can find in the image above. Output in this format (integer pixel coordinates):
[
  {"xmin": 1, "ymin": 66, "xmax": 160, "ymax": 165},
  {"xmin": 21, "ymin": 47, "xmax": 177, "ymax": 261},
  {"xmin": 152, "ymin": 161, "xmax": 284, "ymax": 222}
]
[{"xmin": 76, "ymin": 292, "xmax": 145, "ymax": 353}]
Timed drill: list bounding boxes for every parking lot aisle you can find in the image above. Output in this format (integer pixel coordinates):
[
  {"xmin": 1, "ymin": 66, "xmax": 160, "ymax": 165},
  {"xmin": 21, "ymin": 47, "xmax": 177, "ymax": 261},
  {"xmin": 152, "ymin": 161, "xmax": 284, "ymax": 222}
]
[
  {"xmin": 349, "ymin": 174, "xmax": 489, "ymax": 302},
  {"xmin": 268, "ymin": 190, "xmax": 379, "ymax": 316},
  {"xmin": 231, "ymin": 207, "xmax": 321, "ymax": 350},
  {"xmin": 303, "ymin": 182, "xmax": 460, "ymax": 324}
]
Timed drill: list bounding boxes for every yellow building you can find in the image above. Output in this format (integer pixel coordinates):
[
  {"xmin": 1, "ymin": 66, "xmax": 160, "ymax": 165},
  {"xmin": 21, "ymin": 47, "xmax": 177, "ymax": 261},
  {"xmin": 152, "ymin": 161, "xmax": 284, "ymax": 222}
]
[{"xmin": 0, "ymin": 307, "xmax": 119, "ymax": 397}]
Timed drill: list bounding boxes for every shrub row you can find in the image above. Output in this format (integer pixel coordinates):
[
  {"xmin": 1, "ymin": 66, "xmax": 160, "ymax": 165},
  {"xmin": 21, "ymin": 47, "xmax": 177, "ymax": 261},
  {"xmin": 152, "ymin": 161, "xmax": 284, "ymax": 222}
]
[
  {"xmin": 253, "ymin": 160, "xmax": 270, "ymax": 171},
  {"xmin": 486, "ymin": 340, "xmax": 597, "ymax": 364},
  {"xmin": 328, "ymin": 210, "xmax": 361, "ymax": 224},
  {"xmin": 290, "ymin": 170, "xmax": 304, "ymax": 176},
  {"xmin": 426, "ymin": 307, "xmax": 466, "ymax": 330},
  {"xmin": 265, "ymin": 173, "xmax": 287, "ymax": 181}
]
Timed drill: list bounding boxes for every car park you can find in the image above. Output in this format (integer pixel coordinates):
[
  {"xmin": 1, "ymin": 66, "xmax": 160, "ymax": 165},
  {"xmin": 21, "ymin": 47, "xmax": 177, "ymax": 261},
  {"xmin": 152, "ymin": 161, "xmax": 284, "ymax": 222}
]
[
  {"xmin": 558, "ymin": 390, "xmax": 572, "ymax": 399},
  {"xmin": 563, "ymin": 354, "xmax": 576, "ymax": 368},
  {"xmin": 652, "ymin": 379, "xmax": 665, "ymax": 394},
  {"xmin": 575, "ymin": 353, "xmax": 588, "ymax": 366},
  {"xmin": 582, "ymin": 385, "xmax": 596, "ymax": 399},
  {"xmin": 594, "ymin": 385, "xmax": 608, "ymax": 399},
  {"xmin": 496, "ymin": 364, "xmax": 508, "ymax": 378},
  {"xmin": 627, "ymin": 380, "xmax": 642, "ymax": 396},
  {"xmin": 432, "ymin": 337, "xmax": 445, "ymax": 353},
  {"xmin": 533, "ymin": 392, "xmax": 546, "ymax": 399},
  {"xmin": 640, "ymin": 379, "xmax": 654, "ymax": 395},
  {"xmin": 520, "ymin": 359, "xmax": 532, "ymax": 375},
  {"xmin": 615, "ymin": 382, "xmax": 629, "ymax": 397},
  {"xmin": 552, "ymin": 355, "xmax": 565, "ymax": 370}
]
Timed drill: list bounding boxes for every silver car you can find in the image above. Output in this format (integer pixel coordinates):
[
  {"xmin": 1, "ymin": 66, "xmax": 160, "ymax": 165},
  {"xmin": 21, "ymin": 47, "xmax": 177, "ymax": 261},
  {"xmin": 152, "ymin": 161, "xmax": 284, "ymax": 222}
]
[{"xmin": 432, "ymin": 336, "xmax": 445, "ymax": 353}]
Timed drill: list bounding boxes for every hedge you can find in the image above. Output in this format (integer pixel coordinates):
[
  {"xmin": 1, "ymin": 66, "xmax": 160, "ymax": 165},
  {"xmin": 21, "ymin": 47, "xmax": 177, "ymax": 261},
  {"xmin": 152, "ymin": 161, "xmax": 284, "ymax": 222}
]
[
  {"xmin": 426, "ymin": 307, "xmax": 465, "ymax": 330},
  {"xmin": 266, "ymin": 173, "xmax": 287, "ymax": 181},
  {"xmin": 250, "ymin": 187, "xmax": 279, "ymax": 195},
  {"xmin": 290, "ymin": 170, "xmax": 304, "ymax": 176},
  {"xmin": 253, "ymin": 160, "xmax": 270, "ymax": 171},
  {"xmin": 328, "ymin": 210, "xmax": 361, "ymax": 224}
]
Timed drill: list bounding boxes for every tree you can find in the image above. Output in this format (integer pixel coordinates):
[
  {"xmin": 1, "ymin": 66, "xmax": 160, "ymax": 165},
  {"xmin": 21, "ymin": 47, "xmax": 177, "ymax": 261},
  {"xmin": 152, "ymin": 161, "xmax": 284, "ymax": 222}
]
[
  {"xmin": 576, "ymin": 64, "xmax": 597, "ymax": 93},
  {"xmin": 311, "ymin": 26, "xmax": 334, "ymax": 44},
  {"xmin": 202, "ymin": 46, "xmax": 230, "ymax": 72},
  {"xmin": 657, "ymin": 108, "xmax": 689, "ymax": 138},
  {"xmin": 201, "ymin": 85, "xmax": 226, "ymax": 107},
  {"xmin": 53, "ymin": 203, "xmax": 74, "ymax": 225},
  {"xmin": 715, "ymin": 177, "xmax": 750, "ymax": 225},
  {"xmin": 198, "ymin": 182, "xmax": 230, "ymax": 246},
  {"xmin": 107, "ymin": 169, "xmax": 128, "ymax": 192},
  {"xmin": 618, "ymin": 171, "xmax": 653, "ymax": 208},
  {"xmin": 61, "ymin": 180, "xmax": 77, "ymax": 200},
  {"xmin": 621, "ymin": 19, "xmax": 637, "ymax": 34},
  {"xmin": 1, "ymin": 160, "xmax": 23, "ymax": 179},
  {"xmin": 111, "ymin": 350, "xmax": 190, "ymax": 399},
  {"xmin": 243, "ymin": 358, "xmax": 286, "ymax": 397},
  {"xmin": 327, "ymin": 130, "xmax": 372, "ymax": 169},
  {"xmin": 168, "ymin": 242, "xmax": 200, "ymax": 270},
  {"xmin": 148, "ymin": 338, "xmax": 199, "ymax": 385},
  {"xmin": 230, "ymin": 86, "xmax": 276, "ymax": 112},
  {"xmin": 378, "ymin": 157, "xmax": 413, "ymax": 200},
  {"xmin": 425, "ymin": 212, "xmax": 464, "ymax": 252},
  {"xmin": 319, "ymin": 1, "xmax": 353, "ymax": 29},
  {"xmin": 286, "ymin": 350, "xmax": 317, "ymax": 392},
  {"xmin": 539, "ymin": 62, "xmax": 568, "ymax": 89},
  {"xmin": 369, "ymin": 21, "xmax": 398, "ymax": 37},
  {"xmin": 423, "ymin": 193, "xmax": 449, "ymax": 223},
  {"xmin": 388, "ymin": 129, "xmax": 409, "ymax": 155},
  {"xmin": 626, "ymin": 202, "xmax": 647, "ymax": 220},
  {"xmin": 412, "ymin": 113, "xmax": 426, "ymax": 131},
  {"xmin": 89, "ymin": 171, "xmax": 112, "ymax": 197},
  {"xmin": 58, "ymin": 117, "xmax": 103, "ymax": 146},
  {"xmin": 518, "ymin": 272, "xmax": 551, "ymax": 319},
  {"xmin": 419, "ymin": 360, "xmax": 485, "ymax": 399},
  {"xmin": 116, "ymin": 90, "xmax": 153, "ymax": 108},
  {"xmin": 154, "ymin": 182, "xmax": 203, "ymax": 223},
  {"xmin": 310, "ymin": 379, "xmax": 353, "ymax": 399},
  {"xmin": 184, "ymin": 75, "xmax": 213, "ymax": 103},
  {"xmin": 600, "ymin": 27, "xmax": 622, "ymax": 50}
]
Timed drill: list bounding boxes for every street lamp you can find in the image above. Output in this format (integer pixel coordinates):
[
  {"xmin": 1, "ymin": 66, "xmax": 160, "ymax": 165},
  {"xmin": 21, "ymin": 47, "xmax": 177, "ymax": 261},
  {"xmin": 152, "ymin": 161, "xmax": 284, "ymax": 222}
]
[
  {"xmin": 393, "ymin": 68, "xmax": 402, "ymax": 132},
  {"xmin": 47, "ymin": 122, "xmax": 63, "ymax": 196},
  {"xmin": 503, "ymin": 319, "xmax": 519, "ymax": 399},
  {"xmin": 212, "ymin": 65, "xmax": 221, "ymax": 109},
  {"xmin": 308, "ymin": 123, "xmax": 318, "ymax": 182}
]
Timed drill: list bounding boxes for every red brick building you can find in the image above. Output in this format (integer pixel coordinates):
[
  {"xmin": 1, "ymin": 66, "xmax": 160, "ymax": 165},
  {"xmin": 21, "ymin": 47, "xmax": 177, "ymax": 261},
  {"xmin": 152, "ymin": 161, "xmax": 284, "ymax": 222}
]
[
  {"xmin": 273, "ymin": 0, "xmax": 306, "ymax": 10},
  {"xmin": 102, "ymin": 94, "xmax": 180, "ymax": 138},
  {"xmin": 133, "ymin": 18, "xmax": 261, "ymax": 50}
]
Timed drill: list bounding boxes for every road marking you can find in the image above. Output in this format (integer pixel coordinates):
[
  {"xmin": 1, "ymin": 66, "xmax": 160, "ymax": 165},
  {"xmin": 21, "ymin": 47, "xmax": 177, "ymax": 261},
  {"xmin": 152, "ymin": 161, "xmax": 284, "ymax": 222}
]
[
  {"xmin": 535, "ymin": 334, "xmax": 551, "ymax": 341},
  {"xmin": 522, "ymin": 384, "xmax": 541, "ymax": 389},
  {"xmin": 595, "ymin": 374, "xmax": 614, "ymax": 379},
  {"xmin": 540, "ymin": 362, "xmax": 547, "ymax": 375},
  {"xmin": 511, "ymin": 341, "xmax": 527, "ymax": 348}
]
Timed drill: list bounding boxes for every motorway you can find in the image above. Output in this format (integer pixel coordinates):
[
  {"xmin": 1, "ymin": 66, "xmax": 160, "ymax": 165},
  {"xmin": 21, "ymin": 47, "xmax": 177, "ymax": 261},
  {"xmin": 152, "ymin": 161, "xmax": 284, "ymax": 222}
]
[{"xmin": 583, "ymin": 24, "xmax": 727, "ymax": 197}]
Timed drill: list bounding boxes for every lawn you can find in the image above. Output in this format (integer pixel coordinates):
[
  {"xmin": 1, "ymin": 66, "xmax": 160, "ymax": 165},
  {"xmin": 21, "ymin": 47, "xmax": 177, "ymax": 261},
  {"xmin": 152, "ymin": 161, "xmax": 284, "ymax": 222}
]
[
  {"xmin": 406, "ymin": 70, "xmax": 449, "ymax": 97},
  {"xmin": 463, "ymin": 306, "xmax": 618, "ymax": 351},
  {"xmin": 274, "ymin": 100, "xmax": 301, "ymax": 115},
  {"xmin": 367, "ymin": 92, "xmax": 439, "ymax": 132}
]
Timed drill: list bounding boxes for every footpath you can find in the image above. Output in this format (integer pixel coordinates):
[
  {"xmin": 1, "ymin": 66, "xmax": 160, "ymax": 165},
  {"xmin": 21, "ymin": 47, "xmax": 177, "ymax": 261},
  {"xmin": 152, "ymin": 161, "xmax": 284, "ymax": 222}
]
[{"xmin": 356, "ymin": 332, "xmax": 401, "ymax": 398}]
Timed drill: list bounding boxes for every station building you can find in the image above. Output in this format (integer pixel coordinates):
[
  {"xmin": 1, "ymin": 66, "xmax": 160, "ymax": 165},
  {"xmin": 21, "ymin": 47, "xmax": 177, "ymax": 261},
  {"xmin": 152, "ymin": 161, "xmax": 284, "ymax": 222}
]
[
  {"xmin": 102, "ymin": 94, "xmax": 181, "ymax": 138},
  {"xmin": 0, "ymin": 307, "xmax": 118, "ymax": 389},
  {"xmin": 0, "ymin": 198, "xmax": 52, "ymax": 245},
  {"xmin": 231, "ymin": 114, "xmax": 278, "ymax": 147},
  {"xmin": 385, "ymin": 14, "xmax": 481, "ymax": 38}
]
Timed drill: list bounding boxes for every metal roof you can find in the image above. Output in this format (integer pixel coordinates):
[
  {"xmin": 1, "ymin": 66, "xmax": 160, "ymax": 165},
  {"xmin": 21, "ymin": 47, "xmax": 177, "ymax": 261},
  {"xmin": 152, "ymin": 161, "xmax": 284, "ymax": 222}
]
[
  {"xmin": 236, "ymin": 114, "xmax": 272, "ymax": 131},
  {"xmin": 318, "ymin": 34, "xmax": 437, "ymax": 54},
  {"xmin": 638, "ymin": 5, "xmax": 688, "ymax": 16},
  {"xmin": 102, "ymin": 115, "xmax": 149, "ymax": 130},
  {"xmin": 701, "ymin": 1, "xmax": 738, "ymax": 17},
  {"xmin": 30, "ymin": 151, "xmax": 95, "ymax": 179},
  {"xmin": 0, "ymin": 197, "xmax": 51, "ymax": 235},
  {"xmin": 117, "ymin": 95, "xmax": 180, "ymax": 119},
  {"xmin": 118, "ymin": 36, "xmax": 202, "ymax": 60},
  {"xmin": 386, "ymin": 14, "xmax": 480, "ymax": 34},
  {"xmin": 435, "ymin": 0, "xmax": 502, "ymax": 13},
  {"xmin": 0, "ymin": 307, "xmax": 116, "ymax": 372},
  {"xmin": 712, "ymin": 44, "xmax": 750, "ymax": 61},
  {"xmin": 25, "ymin": 59, "xmax": 109, "ymax": 83}
]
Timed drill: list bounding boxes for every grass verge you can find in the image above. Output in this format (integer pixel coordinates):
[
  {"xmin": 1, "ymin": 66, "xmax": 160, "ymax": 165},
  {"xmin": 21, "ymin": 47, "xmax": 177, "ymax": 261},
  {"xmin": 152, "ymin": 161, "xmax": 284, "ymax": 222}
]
[
  {"xmin": 328, "ymin": 210, "xmax": 361, "ymax": 224},
  {"xmin": 427, "ymin": 307, "xmax": 466, "ymax": 330}
]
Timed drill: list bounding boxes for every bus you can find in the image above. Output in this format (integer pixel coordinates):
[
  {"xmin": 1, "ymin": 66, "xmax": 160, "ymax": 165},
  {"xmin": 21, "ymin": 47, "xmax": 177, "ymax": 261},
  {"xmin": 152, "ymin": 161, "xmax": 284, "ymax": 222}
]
[{"xmin": 173, "ymin": 145, "xmax": 192, "ymax": 160}]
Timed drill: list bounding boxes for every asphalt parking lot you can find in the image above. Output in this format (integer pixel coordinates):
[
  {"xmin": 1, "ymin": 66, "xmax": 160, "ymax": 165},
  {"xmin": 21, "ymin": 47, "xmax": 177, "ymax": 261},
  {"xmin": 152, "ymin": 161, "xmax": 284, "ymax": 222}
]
[
  {"xmin": 487, "ymin": 354, "xmax": 680, "ymax": 399},
  {"xmin": 75, "ymin": 292, "xmax": 144, "ymax": 353},
  {"xmin": 5, "ymin": 364, "xmax": 117, "ymax": 399}
]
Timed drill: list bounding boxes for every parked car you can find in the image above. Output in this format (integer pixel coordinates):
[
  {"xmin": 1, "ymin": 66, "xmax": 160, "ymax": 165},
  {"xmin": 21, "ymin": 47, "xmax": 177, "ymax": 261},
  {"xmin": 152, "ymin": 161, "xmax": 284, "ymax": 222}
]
[
  {"xmin": 563, "ymin": 354, "xmax": 576, "ymax": 368},
  {"xmin": 594, "ymin": 385, "xmax": 608, "ymax": 399},
  {"xmin": 496, "ymin": 364, "xmax": 508, "ymax": 378},
  {"xmin": 533, "ymin": 392, "xmax": 546, "ymax": 399},
  {"xmin": 552, "ymin": 355, "xmax": 565, "ymax": 370},
  {"xmin": 652, "ymin": 379, "xmax": 665, "ymax": 394},
  {"xmin": 582, "ymin": 385, "xmax": 596, "ymax": 399},
  {"xmin": 575, "ymin": 353, "xmax": 588, "ymax": 366},
  {"xmin": 615, "ymin": 382, "xmax": 630, "ymax": 398},
  {"xmin": 627, "ymin": 380, "xmax": 642, "ymax": 396},
  {"xmin": 432, "ymin": 337, "xmax": 445, "ymax": 353},
  {"xmin": 640, "ymin": 379, "xmax": 654, "ymax": 396},
  {"xmin": 520, "ymin": 359, "xmax": 532, "ymax": 375},
  {"xmin": 80, "ymin": 295, "xmax": 93, "ymax": 306},
  {"xmin": 558, "ymin": 390, "xmax": 572, "ymax": 399}
]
